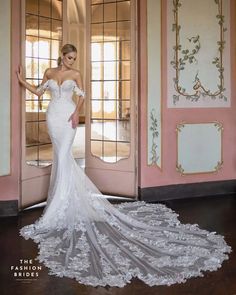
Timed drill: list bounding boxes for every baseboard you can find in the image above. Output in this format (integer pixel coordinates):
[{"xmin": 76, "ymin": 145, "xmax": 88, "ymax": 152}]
[
  {"xmin": 138, "ymin": 179, "xmax": 236, "ymax": 202},
  {"xmin": 0, "ymin": 200, "xmax": 18, "ymax": 217}
]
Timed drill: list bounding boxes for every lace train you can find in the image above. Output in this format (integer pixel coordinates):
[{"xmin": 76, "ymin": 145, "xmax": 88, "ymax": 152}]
[{"xmin": 20, "ymin": 161, "xmax": 231, "ymax": 287}]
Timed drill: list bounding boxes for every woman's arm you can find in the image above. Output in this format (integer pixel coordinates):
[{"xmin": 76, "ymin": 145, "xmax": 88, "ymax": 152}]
[
  {"xmin": 17, "ymin": 66, "xmax": 49, "ymax": 97},
  {"xmin": 68, "ymin": 71, "xmax": 85, "ymax": 129}
]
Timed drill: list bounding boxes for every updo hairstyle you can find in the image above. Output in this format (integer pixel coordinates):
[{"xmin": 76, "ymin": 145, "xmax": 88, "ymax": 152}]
[{"xmin": 57, "ymin": 44, "xmax": 77, "ymax": 66}]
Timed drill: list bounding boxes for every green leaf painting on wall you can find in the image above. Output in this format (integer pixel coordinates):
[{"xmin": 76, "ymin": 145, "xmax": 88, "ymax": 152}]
[
  {"xmin": 171, "ymin": 0, "xmax": 227, "ymax": 104},
  {"xmin": 149, "ymin": 109, "xmax": 159, "ymax": 165}
]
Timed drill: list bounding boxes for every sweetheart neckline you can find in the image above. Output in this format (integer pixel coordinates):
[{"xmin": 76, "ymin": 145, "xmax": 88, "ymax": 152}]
[{"xmin": 48, "ymin": 79, "xmax": 75, "ymax": 87}]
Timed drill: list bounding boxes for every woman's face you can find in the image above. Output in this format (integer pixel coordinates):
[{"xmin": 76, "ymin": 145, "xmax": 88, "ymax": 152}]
[{"xmin": 62, "ymin": 51, "xmax": 77, "ymax": 67}]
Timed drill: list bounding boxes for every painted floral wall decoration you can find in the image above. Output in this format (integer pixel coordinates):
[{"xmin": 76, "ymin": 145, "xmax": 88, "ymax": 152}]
[
  {"xmin": 149, "ymin": 108, "xmax": 159, "ymax": 165},
  {"xmin": 171, "ymin": 0, "xmax": 227, "ymax": 105}
]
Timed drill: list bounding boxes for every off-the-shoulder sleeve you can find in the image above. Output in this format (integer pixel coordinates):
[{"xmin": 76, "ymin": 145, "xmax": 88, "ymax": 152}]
[
  {"xmin": 36, "ymin": 80, "xmax": 49, "ymax": 93},
  {"xmin": 73, "ymin": 84, "xmax": 85, "ymax": 98}
]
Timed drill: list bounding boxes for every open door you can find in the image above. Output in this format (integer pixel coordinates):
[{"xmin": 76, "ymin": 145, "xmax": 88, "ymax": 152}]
[
  {"xmin": 85, "ymin": 0, "xmax": 138, "ymax": 197},
  {"xmin": 20, "ymin": 0, "xmax": 66, "ymax": 208},
  {"xmin": 20, "ymin": 0, "xmax": 138, "ymax": 210}
]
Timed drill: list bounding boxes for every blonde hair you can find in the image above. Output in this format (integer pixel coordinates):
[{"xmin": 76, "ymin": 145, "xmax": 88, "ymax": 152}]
[{"xmin": 57, "ymin": 44, "xmax": 77, "ymax": 66}]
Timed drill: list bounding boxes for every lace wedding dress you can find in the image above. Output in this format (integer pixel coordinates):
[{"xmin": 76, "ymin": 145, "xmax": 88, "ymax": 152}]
[{"xmin": 20, "ymin": 79, "xmax": 231, "ymax": 287}]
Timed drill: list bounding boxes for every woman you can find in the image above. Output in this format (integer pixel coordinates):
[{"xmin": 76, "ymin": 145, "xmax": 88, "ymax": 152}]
[{"xmin": 18, "ymin": 44, "xmax": 231, "ymax": 287}]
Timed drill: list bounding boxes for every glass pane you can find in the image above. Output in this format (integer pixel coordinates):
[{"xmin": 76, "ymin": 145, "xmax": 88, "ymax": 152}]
[
  {"xmin": 25, "ymin": 100, "xmax": 39, "ymax": 113},
  {"xmin": 26, "ymin": 58, "xmax": 39, "ymax": 78},
  {"xmin": 118, "ymin": 100, "xmax": 130, "ymax": 119},
  {"xmin": 117, "ymin": 1, "xmax": 131, "ymax": 21},
  {"xmin": 39, "ymin": 59, "xmax": 50, "ymax": 79},
  {"xmin": 52, "ymin": 19, "xmax": 62, "ymax": 39},
  {"xmin": 91, "ymin": 4, "xmax": 103, "ymax": 23},
  {"xmin": 26, "ymin": 37, "xmax": 39, "ymax": 58},
  {"xmin": 25, "ymin": 79, "xmax": 39, "ymax": 100},
  {"xmin": 90, "ymin": 0, "xmax": 132, "ymax": 163},
  {"xmin": 104, "ymin": 42, "xmax": 117, "ymax": 61},
  {"xmin": 104, "ymin": 22, "xmax": 116, "ymax": 41},
  {"xmin": 26, "ymin": 146, "xmax": 38, "ymax": 162},
  {"xmin": 26, "ymin": 14, "xmax": 39, "ymax": 36},
  {"xmin": 25, "ymin": 0, "xmax": 60, "ymax": 167},
  {"xmin": 52, "ymin": 0, "xmax": 63, "ymax": 19},
  {"xmin": 117, "ymin": 21, "xmax": 130, "ymax": 40},
  {"xmin": 104, "ymin": 141, "xmax": 116, "ymax": 162},
  {"xmin": 25, "ymin": 79, "xmax": 40, "ymax": 100},
  {"xmin": 119, "ymin": 80, "xmax": 130, "ymax": 99},
  {"xmin": 119, "ymin": 41, "xmax": 130, "ymax": 60},
  {"xmin": 38, "ymin": 38, "xmax": 51, "ymax": 58},
  {"xmin": 39, "ymin": 122, "xmax": 51, "ymax": 144},
  {"xmin": 91, "ymin": 43, "xmax": 103, "ymax": 61},
  {"xmin": 39, "ymin": 17, "xmax": 51, "ymax": 38},
  {"xmin": 91, "ymin": 101, "xmax": 103, "ymax": 119},
  {"xmin": 104, "ymin": 121, "xmax": 116, "ymax": 140},
  {"xmin": 26, "ymin": 122, "xmax": 39, "ymax": 146},
  {"xmin": 104, "ymin": 81, "xmax": 117, "ymax": 99},
  {"xmin": 91, "ymin": 120, "xmax": 103, "ymax": 140},
  {"xmin": 119, "ymin": 61, "xmax": 130, "ymax": 80},
  {"xmin": 104, "ymin": 61, "xmax": 116, "ymax": 80},
  {"xmin": 91, "ymin": 140, "xmax": 103, "ymax": 158},
  {"xmin": 117, "ymin": 119, "xmax": 130, "ymax": 142},
  {"xmin": 91, "ymin": 24, "xmax": 103, "ymax": 42},
  {"xmin": 39, "ymin": 99, "xmax": 50, "ymax": 112},
  {"xmin": 39, "ymin": 0, "xmax": 50, "ymax": 17},
  {"xmin": 26, "ymin": 0, "xmax": 38, "ymax": 14},
  {"xmin": 26, "ymin": 90, "xmax": 38, "ymax": 102},
  {"xmin": 117, "ymin": 142, "xmax": 130, "ymax": 159},
  {"xmin": 104, "ymin": 3, "xmax": 116, "ymax": 22},
  {"xmin": 103, "ymin": 101, "xmax": 117, "ymax": 119},
  {"xmin": 92, "ymin": 82, "xmax": 103, "ymax": 99},
  {"xmin": 92, "ymin": 62, "xmax": 103, "ymax": 80},
  {"xmin": 51, "ymin": 39, "xmax": 61, "ymax": 58},
  {"xmin": 39, "ymin": 144, "xmax": 53, "ymax": 162}
]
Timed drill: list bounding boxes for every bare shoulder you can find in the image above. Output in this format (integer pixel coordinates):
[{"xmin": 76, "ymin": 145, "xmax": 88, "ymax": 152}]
[
  {"xmin": 44, "ymin": 67, "xmax": 57, "ymax": 79},
  {"xmin": 46, "ymin": 67, "xmax": 59, "ymax": 76},
  {"xmin": 72, "ymin": 69, "xmax": 83, "ymax": 88},
  {"xmin": 72, "ymin": 69, "xmax": 82, "ymax": 79}
]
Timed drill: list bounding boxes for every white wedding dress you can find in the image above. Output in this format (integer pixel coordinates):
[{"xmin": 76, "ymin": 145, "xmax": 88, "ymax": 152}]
[{"xmin": 20, "ymin": 79, "xmax": 231, "ymax": 287}]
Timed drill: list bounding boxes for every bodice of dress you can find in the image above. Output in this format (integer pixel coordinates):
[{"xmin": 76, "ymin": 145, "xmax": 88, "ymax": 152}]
[{"xmin": 37, "ymin": 79, "xmax": 85, "ymax": 102}]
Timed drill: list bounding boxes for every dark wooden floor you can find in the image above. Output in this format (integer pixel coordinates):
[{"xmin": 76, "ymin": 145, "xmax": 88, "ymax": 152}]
[{"xmin": 0, "ymin": 194, "xmax": 236, "ymax": 295}]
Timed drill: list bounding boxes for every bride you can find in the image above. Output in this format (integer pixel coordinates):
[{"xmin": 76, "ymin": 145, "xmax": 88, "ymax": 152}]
[{"xmin": 17, "ymin": 44, "xmax": 231, "ymax": 287}]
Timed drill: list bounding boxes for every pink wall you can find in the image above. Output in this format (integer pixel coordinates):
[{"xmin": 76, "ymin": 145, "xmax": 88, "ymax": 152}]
[
  {"xmin": 0, "ymin": 1, "xmax": 21, "ymax": 201},
  {"xmin": 1, "ymin": 0, "xmax": 236, "ymax": 201},
  {"xmin": 139, "ymin": 0, "xmax": 236, "ymax": 188}
]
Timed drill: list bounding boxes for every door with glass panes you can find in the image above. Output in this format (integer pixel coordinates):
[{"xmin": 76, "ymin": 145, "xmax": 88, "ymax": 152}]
[
  {"xmin": 85, "ymin": 0, "xmax": 137, "ymax": 197},
  {"xmin": 21, "ymin": 0, "xmax": 137, "ymax": 209}
]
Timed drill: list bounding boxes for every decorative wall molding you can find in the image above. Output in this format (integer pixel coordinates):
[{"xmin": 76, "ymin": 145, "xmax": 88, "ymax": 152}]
[
  {"xmin": 167, "ymin": 0, "xmax": 230, "ymax": 108},
  {"xmin": 176, "ymin": 122, "xmax": 223, "ymax": 175},
  {"xmin": 147, "ymin": 0, "xmax": 162, "ymax": 167},
  {"xmin": 0, "ymin": 1, "xmax": 11, "ymax": 176}
]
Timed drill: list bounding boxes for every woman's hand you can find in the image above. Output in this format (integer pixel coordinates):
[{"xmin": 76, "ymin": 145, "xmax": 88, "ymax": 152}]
[
  {"xmin": 16, "ymin": 66, "xmax": 24, "ymax": 84},
  {"xmin": 68, "ymin": 112, "xmax": 79, "ymax": 129}
]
